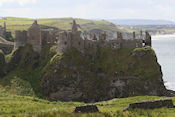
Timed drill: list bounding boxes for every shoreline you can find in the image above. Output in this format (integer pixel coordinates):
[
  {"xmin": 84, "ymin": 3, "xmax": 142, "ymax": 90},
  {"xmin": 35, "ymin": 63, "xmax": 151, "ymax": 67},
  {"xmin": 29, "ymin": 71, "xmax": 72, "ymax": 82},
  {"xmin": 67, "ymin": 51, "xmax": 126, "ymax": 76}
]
[{"xmin": 152, "ymin": 33, "xmax": 175, "ymax": 37}]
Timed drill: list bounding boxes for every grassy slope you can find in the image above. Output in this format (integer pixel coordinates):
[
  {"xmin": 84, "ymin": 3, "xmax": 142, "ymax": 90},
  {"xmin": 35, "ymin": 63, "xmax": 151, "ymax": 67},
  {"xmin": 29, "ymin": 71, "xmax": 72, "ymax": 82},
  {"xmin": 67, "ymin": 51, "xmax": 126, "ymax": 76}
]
[
  {"xmin": 0, "ymin": 94, "xmax": 175, "ymax": 117},
  {"xmin": 0, "ymin": 45, "xmax": 57, "ymax": 98},
  {"xmin": 0, "ymin": 17, "xmax": 131, "ymax": 37}
]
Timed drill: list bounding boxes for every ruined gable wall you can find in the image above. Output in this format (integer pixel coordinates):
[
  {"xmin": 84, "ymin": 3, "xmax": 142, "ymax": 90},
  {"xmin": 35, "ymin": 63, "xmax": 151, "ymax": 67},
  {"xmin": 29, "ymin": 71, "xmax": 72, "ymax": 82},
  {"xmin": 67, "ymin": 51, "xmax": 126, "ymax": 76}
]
[{"xmin": 28, "ymin": 25, "xmax": 42, "ymax": 52}]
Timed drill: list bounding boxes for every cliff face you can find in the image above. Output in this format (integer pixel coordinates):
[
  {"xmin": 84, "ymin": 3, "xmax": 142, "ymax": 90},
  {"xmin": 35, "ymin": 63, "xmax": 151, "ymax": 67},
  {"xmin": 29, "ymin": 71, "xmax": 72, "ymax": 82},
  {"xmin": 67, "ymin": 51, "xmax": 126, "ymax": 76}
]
[
  {"xmin": 41, "ymin": 47, "xmax": 168, "ymax": 102},
  {"xmin": 1, "ymin": 45, "xmax": 168, "ymax": 102}
]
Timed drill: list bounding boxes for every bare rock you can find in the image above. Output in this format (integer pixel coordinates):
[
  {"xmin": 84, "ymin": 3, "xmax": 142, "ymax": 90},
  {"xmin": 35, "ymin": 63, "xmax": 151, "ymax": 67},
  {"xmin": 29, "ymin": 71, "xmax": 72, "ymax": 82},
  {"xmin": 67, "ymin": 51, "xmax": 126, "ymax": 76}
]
[{"xmin": 74, "ymin": 105, "xmax": 99, "ymax": 113}]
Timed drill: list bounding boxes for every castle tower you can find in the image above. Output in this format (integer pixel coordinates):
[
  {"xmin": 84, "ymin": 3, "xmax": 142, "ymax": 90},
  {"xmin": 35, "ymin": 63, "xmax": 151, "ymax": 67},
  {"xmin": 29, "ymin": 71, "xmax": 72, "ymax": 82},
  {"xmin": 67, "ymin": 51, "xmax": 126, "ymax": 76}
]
[
  {"xmin": 28, "ymin": 20, "xmax": 42, "ymax": 52},
  {"xmin": 72, "ymin": 20, "xmax": 78, "ymax": 33}
]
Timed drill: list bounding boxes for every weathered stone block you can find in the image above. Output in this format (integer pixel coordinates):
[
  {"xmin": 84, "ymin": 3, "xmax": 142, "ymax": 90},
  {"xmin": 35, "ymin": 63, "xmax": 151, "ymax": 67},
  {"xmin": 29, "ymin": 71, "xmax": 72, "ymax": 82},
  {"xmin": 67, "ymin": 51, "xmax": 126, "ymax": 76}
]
[
  {"xmin": 125, "ymin": 99, "xmax": 174, "ymax": 111},
  {"xmin": 74, "ymin": 105, "xmax": 99, "ymax": 113}
]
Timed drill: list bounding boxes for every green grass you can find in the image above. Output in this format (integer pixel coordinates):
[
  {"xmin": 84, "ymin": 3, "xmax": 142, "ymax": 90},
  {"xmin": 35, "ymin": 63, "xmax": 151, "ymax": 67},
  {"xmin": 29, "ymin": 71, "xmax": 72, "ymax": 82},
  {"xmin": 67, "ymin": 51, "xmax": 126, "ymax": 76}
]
[
  {"xmin": 0, "ymin": 17, "xmax": 131, "ymax": 38},
  {"xmin": 0, "ymin": 94, "xmax": 175, "ymax": 117}
]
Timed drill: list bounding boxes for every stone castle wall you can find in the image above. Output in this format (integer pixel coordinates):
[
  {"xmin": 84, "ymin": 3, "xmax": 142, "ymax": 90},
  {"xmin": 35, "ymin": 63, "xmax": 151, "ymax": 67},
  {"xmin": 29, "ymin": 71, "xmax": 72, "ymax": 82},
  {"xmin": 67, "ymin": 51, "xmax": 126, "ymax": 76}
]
[
  {"xmin": 0, "ymin": 22, "xmax": 12, "ymax": 39},
  {"xmin": 57, "ymin": 31, "xmax": 72, "ymax": 53},
  {"xmin": 14, "ymin": 20, "xmax": 152, "ymax": 53},
  {"xmin": 0, "ymin": 26, "xmax": 4, "ymax": 37},
  {"xmin": 41, "ymin": 29, "xmax": 57, "ymax": 45},
  {"xmin": 14, "ymin": 21, "xmax": 58, "ymax": 53},
  {"xmin": 14, "ymin": 30, "xmax": 27, "ymax": 48}
]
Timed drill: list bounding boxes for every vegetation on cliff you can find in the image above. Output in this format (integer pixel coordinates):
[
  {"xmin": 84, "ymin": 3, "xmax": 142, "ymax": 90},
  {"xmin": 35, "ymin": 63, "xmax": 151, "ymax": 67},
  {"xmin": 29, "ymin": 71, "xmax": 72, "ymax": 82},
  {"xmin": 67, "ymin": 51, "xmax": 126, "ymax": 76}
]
[
  {"xmin": 0, "ymin": 44, "xmax": 173, "ymax": 116},
  {"xmin": 0, "ymin": 45, "xmax": 57, "ymax": 97},
  {"xmin": 0, "ymin": 45, "xmax": 167, "ymax": 101},
  {"xmin": 41, "ymin": 46, "xmax": 167, "ymax": 102}
]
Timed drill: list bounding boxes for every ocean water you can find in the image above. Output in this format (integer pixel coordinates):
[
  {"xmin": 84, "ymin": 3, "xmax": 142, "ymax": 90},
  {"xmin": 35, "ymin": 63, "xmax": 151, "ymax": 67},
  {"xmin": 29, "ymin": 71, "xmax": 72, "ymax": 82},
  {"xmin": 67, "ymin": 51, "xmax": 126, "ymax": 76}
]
[{"xmin": 152, "ymin": 35, "xmax": 175, "ymax": 91}]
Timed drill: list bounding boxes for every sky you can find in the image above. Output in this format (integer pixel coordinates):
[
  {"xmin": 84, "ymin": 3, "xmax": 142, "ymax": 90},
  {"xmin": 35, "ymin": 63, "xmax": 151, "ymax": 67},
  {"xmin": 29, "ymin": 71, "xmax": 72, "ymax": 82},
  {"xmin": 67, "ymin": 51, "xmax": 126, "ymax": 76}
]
[{"xmin": 0, "ymin": 0, "xmax": 175, "ymax": 21}]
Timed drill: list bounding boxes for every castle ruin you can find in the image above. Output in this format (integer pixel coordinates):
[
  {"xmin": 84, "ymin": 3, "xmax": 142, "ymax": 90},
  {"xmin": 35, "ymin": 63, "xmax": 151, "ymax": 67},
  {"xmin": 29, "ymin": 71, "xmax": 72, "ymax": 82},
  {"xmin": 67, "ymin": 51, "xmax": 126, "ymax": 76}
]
[
  {"xmin": 57, "ymin": 20, "xmax": 151, "ymax": 53},
  {"xmin": 0, "ymin": 22, "xmax": 12, "ymax": 39},
  {"xmin": 14, "ymin": 20, "xmax": 152, "ymax": 53},
  {"xmin": 14, "ymin": 21, "xmax": 58, "ymax": 52}
]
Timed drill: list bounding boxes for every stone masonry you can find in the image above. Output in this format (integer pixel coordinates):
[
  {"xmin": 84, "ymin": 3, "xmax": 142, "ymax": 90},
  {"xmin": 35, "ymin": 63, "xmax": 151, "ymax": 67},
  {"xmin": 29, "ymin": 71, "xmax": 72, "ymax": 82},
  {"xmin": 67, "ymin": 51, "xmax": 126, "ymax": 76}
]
[
  {"xmin": 14, "ymin": 20, "xmax": 58, "ymax": 52},
  {"xmin": 57, "ymin": 20, "xmax": 152, "ymax": 54},
  {"xmin": 14, "ymin": 20, "xmax": 152, "ymax": 53},
  {"xmin": 0, "ymin": 22, "xmax": 12, "ymax": 39}
]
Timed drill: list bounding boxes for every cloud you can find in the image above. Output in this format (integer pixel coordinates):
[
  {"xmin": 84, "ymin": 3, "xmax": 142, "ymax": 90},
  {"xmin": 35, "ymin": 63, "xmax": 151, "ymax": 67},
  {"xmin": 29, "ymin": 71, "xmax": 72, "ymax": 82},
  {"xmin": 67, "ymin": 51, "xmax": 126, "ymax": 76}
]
[
  {"xmin": 0, "ymin": 0, "xmax": 37, "ymax": 6},
  {"xmin": 165, "ymin": 82, "xmax": 175, "ymax": 91},
  {"xmin": 0, "ymin": 0, "xmax": 175, "ymax": 21}
]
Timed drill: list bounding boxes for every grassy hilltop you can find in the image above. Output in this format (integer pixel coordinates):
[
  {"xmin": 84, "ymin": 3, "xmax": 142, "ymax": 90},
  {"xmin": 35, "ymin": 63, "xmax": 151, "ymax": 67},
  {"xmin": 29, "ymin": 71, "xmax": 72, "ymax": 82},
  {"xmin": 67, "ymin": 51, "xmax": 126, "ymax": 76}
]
[{"xmin": 0, "ymin": 17, "xmax": 131, "ymax": 37}]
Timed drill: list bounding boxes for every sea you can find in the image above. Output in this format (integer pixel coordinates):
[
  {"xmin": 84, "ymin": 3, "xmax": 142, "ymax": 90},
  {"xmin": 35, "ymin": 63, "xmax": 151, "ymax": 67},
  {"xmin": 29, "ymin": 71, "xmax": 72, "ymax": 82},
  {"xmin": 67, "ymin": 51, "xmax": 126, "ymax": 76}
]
[{"xmin": 152, "ymin": 34, "xmax": 175, "ymax": 91}]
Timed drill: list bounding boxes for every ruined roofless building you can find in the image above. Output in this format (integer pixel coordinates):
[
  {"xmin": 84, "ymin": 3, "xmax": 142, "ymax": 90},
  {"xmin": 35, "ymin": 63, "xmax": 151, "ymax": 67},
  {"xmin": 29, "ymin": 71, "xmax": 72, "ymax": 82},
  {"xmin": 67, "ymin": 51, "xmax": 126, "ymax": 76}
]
[
  {"xmin": 0, "ymin": 21, "xmax": 12, "ymax": 39},
  {"xmin": 0, "ymin": 22, "xmax": 6, "ymax": 37},
  {"xmin": 28, "ymin": 20, "xmax": 42, "ymax": 52},
  {"xmin": 57, "ymin": 20, "xmax": 85, "ymax": 53},
  {"xmin": 14, "ymin": 20, "xmax": 152, "ymax": 54},
  {"xmin": 57, "ymin": 20, "xmax": 152, "ymax": 54},
  {"xmin": 14, "ymin": 20, "xmax": 58, "ymax": 52}
]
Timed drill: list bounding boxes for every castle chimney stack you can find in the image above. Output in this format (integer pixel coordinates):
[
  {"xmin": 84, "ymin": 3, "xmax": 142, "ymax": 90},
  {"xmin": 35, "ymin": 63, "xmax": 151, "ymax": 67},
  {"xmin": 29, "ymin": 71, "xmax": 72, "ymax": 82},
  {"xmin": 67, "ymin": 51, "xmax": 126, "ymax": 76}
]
[
  {"xmin": 3, "ymin": 21, "xmax": 6, "ymax": 31},
  {"xmin": 32, "ymin": 20, "xmax": 38, "ymax": 26},
  {"xmin": 133, "ymin": 31, "xmax": 136, "ymax": 39},
  {"xmin": 140, "ymin": 30, "xmax": 143, "ymax": 39},
  {"xmin": 72, "ymin": 20, "xmax": 78, "ymax": 33}
]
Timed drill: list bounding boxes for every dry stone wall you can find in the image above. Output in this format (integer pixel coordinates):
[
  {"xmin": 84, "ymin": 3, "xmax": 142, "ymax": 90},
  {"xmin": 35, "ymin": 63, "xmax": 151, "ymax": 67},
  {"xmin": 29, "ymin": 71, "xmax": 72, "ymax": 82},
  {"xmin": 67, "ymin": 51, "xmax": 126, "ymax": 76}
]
[{"xmin": 125, "ymin": 99, "xmax": 174, "ymax": 110}]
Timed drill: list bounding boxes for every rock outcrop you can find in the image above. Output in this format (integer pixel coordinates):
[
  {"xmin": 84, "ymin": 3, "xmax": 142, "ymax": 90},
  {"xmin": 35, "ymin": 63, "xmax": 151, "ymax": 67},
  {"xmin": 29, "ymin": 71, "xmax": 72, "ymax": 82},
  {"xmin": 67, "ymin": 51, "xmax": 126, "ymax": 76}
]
[
  {"xmin": 41, "ymin": 47, "xmax": 169, "ymax": 102},
  {"xmin": 125, "ymin": 99, "xmax": 174, "ymax": 110}
]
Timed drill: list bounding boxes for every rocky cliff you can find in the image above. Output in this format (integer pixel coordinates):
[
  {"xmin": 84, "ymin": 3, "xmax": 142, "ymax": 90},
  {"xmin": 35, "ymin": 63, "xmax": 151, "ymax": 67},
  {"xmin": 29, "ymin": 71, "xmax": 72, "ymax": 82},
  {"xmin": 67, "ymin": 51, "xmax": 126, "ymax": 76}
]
[
  {"xmin": 41, "ymin": 47, "xmax": 168, "ymax": 102},
  {"xmin": 0, "ymin": 45, "xmax": 169, "ymax": 102}
]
